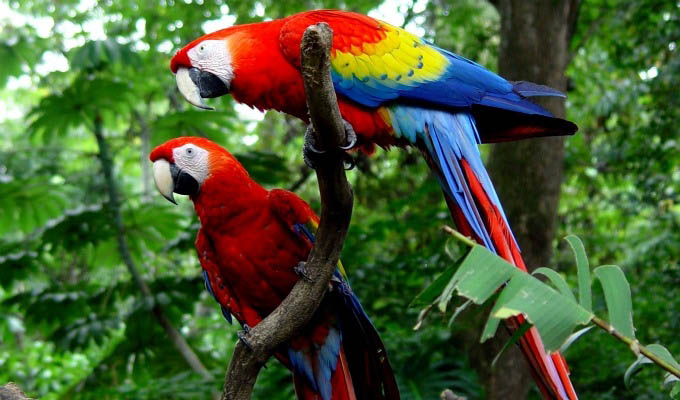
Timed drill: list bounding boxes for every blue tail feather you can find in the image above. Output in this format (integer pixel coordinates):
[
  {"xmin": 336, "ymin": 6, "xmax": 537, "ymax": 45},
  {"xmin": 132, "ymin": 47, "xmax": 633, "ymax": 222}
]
[{"xmin": 387, "ymin": 105, "xmax": 518, "ymax": 250}]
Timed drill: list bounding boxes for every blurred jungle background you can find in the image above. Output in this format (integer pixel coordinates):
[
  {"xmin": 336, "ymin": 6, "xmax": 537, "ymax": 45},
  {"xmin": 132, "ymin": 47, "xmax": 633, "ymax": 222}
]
[{"xmin": 0, "ymin": 0, "xmax": 678, "ymax": 399}]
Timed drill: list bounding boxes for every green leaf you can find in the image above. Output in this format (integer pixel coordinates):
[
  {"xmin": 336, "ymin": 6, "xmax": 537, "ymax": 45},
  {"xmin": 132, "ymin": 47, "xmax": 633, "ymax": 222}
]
[
  {"xmin": 623, "ymin": 344, "xmax": 680, "ymax": 389},
  {"xmin": 447, "ymin": 299, "xmax": 473, "ymax": 328},
  {"xmin": 532, "ymin": 267, "xmax": 576, "ymax": 303},
  {"xmin": 624, "ymin": 353, "xmax": 653, "ymax": 388},
  {"xmin": 481, "ymin": 313, "xmax": 503, "ymax": 343},
  {"xmin": 671, "ymin": 381, "xmax": 680, "ymax": 399},
  {"xmin": 69, "ymin": 39, "xmax": 140, "ymax": 70},
  {"xmin": 559, "ymin": 325, "xmax": 594, "ymax": 353},
  {"xmin": 490, "ymin": 272, "xmax": 593, "ymax": 351},
  {"xmin": 491, "ymin": 320, "xmax": 532, "ymax": 367},
  {"xmin": 565, "ymin": 235, "xmax": 592, "ymax": 312},
  {"xmin": 646, "ymin": 344, "xmax": 680, "ymax": 371},
  {"xmin": 450, "ymin": 246, "xmax": 515, "ymax": 304},
  {"xmin": 440, "ymin": 245, "xmax": 593, "ymax": 351},
  {"xmin": 594, "ymin": 265, "xmax": 635, "ymax": 339},
  {"xmin": 411, "ymin": 255, "xmax": 464, "ymax": 306}
]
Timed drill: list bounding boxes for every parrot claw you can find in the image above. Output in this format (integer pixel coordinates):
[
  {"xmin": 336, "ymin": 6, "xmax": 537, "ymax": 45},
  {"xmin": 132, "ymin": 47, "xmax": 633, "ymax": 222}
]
[
  {"xmin": 303, "ymin": 125, "xmax": 325, "ymax": 169},
  {"xmin": 294, "ymin": 262, "xmax": 313, "ymax": 282},
  {"xmin": 303, "ymin": 120, "xmax": 357, "ymax": 170},
  {"xmin": 338, "ymin": 120, "xmax": 357, "ymax": 150},
  {"xmin": 237, "ymin": 324, "xmax": 253, "ymax": 350}
]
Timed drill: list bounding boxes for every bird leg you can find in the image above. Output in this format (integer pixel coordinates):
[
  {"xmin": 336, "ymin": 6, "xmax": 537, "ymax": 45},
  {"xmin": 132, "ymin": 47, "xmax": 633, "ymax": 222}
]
[
  {"xmin": 237, "ymin": 323, "xmax": 253, "ymax": 350},
  {"xmin": 302, "ymin": 120, "xmax": 356, "ymax": 170},
  {"xmin": 294, "ymin": 261, "xmax": 314, "ymax": 282}
]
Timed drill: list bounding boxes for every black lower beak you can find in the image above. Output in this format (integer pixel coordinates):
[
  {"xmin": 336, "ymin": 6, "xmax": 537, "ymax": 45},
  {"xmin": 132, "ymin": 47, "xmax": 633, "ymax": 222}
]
[
  {"xmin": 170, "ymin": 163, "xmax": 200, "ymax": 196},
  {"xmin": 188, "ymin": 67, "xmax": 230, "ymax": 98}
]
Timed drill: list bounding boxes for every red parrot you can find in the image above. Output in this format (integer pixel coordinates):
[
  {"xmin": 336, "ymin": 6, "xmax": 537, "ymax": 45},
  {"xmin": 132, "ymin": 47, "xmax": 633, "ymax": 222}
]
[
  {"xmin": 169, "ymin": 10, "xmax": 578, "ymax": 399},
  {"xmin": 150, "ymin": 137, "xmax": 399, "ymax": 400}
]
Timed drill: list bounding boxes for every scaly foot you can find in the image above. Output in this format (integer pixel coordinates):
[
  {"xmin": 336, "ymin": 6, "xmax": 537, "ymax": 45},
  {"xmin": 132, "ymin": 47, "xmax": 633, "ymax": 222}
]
[{"xmin": 302, "ymin": 120, "xmax": 357, "ymax": 170}]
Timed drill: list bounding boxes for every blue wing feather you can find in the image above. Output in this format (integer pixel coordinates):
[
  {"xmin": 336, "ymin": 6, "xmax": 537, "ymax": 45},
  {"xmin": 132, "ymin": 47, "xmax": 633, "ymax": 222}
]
[
  {"xmin": 331, "ymin": 43, "xmax": 558, "ymax": 118},
  {"xmin": 202, "ymin": 269, "xmax": 232, "ymax": 324}
]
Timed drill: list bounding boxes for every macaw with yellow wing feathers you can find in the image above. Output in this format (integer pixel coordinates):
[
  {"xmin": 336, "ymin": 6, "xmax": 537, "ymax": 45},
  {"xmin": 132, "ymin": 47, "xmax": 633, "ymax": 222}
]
[
  {"xmin": 169, "ymin": 10, "xmax": 578, "ymax": 399},
  {"xmin": 150, "ymin": 137, "xmax": 399, "ymax": 400}
]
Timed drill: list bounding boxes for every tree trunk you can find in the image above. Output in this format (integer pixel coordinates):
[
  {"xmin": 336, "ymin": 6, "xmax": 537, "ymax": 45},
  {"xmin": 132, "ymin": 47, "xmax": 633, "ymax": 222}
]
[{"xmin": 470, "ymin": 1, "xmax": 579, "ymax": 398}]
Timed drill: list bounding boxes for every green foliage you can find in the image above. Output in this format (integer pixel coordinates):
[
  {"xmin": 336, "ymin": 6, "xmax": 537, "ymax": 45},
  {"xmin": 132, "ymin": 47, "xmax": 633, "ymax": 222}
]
[
  {"xmin": 0, "ymin": 0, "xmax": 677, "ymax": 399},
  {"xmin": 69, "ymin": 39, "xmax": 141, "ymax": 71},
  {"xmin": 0, "ymin": 177, "xmax": 70, "ymax": 235},
  {"xmin": 416, "ymin": 242, "xmax": 592, "ymax": 352},
  {"xmin": 594, "ymin": 265, "xmax": 635, "ymax": 339},
  {"xmin": 415, "ymin": 232, "xmax": 680, "ymax": 395},
  {"xmin": 565, "ymin": 235, "xmax": 592, "ymax": 313}
]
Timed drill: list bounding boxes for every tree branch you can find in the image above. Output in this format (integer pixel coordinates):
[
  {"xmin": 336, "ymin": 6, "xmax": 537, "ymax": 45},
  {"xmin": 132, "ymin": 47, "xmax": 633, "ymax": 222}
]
[
  {"xmin": 591, "ymin": 316, "xmax": 680, "ymax": 379},
  {"xmin": 92, "ymin": 113, "xmax": 214, "ymax": 384},
  {"xmin": 220, "ymin": 23, "xmax": 353, "ymax": 400}
]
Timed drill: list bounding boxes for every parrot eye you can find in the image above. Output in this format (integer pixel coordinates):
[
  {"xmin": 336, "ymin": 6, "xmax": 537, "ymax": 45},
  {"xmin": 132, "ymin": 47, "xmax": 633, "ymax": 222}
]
[{"xmin": 186, "ymin": 147, "xmax": 194, "ymax": 156}]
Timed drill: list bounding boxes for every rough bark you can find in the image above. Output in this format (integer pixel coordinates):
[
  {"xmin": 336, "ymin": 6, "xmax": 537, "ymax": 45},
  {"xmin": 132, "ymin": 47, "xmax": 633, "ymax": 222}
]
[
  {"xmin": 472, "ymin": 1, "xmax": 580, "ymax": 399},
  {"xmin": 0, "ymin": 383, "xmax": 28, "ymax": 400},
  {"xmin": 220, "ymin": 23, "xmax": 353, "ymax": 400}
]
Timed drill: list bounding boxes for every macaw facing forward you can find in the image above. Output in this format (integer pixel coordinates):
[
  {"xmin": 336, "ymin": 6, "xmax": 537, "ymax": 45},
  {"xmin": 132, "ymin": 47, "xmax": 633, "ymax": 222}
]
[
  {"xmin": 150, "ymin": 137, "xmax": 399, "ymax": 400},
  {"xmin": 169, "ymin": 10, "xmax": 578, "ymax": 399}
]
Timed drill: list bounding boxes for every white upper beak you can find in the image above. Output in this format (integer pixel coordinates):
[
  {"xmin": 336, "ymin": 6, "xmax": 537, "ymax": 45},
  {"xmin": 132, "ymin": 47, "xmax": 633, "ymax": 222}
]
[
  {"xmin": 152, "ymin": 159, "xmax": 176, "ymax": 204},
  {"xmin": 175, "ymin": 67, "xmax": 214, "ymax": 111}
]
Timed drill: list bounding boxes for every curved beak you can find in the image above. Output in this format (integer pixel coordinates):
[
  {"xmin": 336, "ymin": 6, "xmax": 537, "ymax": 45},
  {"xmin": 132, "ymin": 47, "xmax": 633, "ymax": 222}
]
[
  {"xmin": 175, "ymin": 67, "xmax": 230, "ymax": 111},
  {"xmin": 153, "ymin": 159, "xmax": 177, "ymax": 204},
  {"xmin": 152, "ymin": 159, "xmax": 200, "ymax": 204}
]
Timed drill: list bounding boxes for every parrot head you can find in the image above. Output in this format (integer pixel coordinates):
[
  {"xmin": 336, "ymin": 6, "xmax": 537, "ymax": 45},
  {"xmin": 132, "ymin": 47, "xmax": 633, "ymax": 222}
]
[
  {"xmin": 149, "ymin": 137, "xmax": 244, "ymax": 204},
  {"xmin": 170, "ymin": 29, "xmax": 240, "ymax": 111}
]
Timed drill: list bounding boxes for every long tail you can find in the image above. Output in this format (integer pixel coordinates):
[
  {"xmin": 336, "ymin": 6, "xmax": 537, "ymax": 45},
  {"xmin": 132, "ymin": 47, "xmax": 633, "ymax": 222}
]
[
  {"xmin": 293, "ymin": 347, "xmax": 357, "ymax": 400},
  {"xmin": 289, "ymin": 276, "xmax": 400, "ymax": 400},
  {"xmin": 418, "ymin": 110, "xmax": 577, "ymax": 399}
]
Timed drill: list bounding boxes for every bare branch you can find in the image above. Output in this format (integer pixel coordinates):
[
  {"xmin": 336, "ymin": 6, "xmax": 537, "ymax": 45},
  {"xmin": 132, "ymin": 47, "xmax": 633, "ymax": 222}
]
[{"xmin": 220, "ymin": 23, "xmax": 353, "ymax": 399}]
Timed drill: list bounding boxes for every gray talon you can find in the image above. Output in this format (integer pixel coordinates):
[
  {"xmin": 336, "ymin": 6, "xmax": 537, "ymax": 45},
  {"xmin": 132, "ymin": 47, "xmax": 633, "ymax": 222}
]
[
  {"xmin": 302, "ymin": 120, "xmax": 357, "ymax": 169},
  {"xmin": 295, "ymin": 261, "xmax": 313, "ymax": 282},
  {"xmin": 238, "ymin": 324, "xmax": 252, "ymax": 350},
  {"xmin": 303, "ymin": 125, "xmax": 324, "ymax": 169},
  {"xmin": 339, "ymin": 120, "xmax": 357, "ymax": 150}
]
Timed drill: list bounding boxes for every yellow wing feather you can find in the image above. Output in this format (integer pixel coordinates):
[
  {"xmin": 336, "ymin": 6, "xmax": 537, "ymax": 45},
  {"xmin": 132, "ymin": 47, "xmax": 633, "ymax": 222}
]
[{"xmin": 331, "ymin": 23, "xmax": 449, "ymax": 86}]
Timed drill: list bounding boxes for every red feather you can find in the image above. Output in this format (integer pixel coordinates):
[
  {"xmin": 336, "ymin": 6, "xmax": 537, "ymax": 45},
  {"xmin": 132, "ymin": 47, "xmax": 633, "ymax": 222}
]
[{"xmin": 151, "ymin": 137, "xmax": 399, "ymax": 400}]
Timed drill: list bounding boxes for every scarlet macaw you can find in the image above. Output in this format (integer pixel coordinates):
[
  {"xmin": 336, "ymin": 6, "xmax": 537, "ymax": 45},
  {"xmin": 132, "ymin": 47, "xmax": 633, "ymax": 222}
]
[
  {"xmin": 169, "ymin": 10, "xmax": 578, "ymax": 399},
  {"xmin": 150, "ymin": 137, "xmax": 399, "ymax": 400}
]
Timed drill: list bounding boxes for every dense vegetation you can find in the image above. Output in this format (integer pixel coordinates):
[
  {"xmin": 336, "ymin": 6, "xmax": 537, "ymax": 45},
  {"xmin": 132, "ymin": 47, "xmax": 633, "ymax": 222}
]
[{"xmin": 0, "ymin": 0, "xmax": 677, "ymax": 399}]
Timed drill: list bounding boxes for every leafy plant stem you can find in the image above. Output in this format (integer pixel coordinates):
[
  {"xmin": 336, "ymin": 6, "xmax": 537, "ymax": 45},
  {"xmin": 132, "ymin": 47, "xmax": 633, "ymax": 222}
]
[
  {"xmin": 441, "ymin": 225, "xmax": 477, "ymax": 247},
  {"xmin": 591, "ymin": 316, "xmax": 680, "ymax": 379}
]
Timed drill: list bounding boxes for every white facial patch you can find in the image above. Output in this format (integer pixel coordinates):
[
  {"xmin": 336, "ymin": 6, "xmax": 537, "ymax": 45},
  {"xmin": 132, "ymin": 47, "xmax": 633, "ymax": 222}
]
[
  {"xmin": 187, "ymin": 39, "xmax": 234, "ymax": 86},
  {"xmin": 172, "ymin": 144, "xmax": 210, "ymax": 185}
]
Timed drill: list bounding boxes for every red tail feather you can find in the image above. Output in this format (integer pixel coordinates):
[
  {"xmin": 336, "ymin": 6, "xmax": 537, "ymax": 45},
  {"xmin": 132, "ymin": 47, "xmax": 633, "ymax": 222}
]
[
  {"xmin": 444, "ymin": 159, "xmax": 578, "ymax": 400},
  {"xmin": 294, "ymin": 348, "xmax": 357, "ymax": 400}
]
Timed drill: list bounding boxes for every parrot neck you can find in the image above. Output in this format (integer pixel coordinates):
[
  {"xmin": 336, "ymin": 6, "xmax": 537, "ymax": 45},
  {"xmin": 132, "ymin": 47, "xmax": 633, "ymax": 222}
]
[
  {"xmin": 227, "ymin": 20, "xmax": 309, "ymax": 120},
  {"xmin": 191, "ymin": 170, "xmax": 269, "ymax": 232}
]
